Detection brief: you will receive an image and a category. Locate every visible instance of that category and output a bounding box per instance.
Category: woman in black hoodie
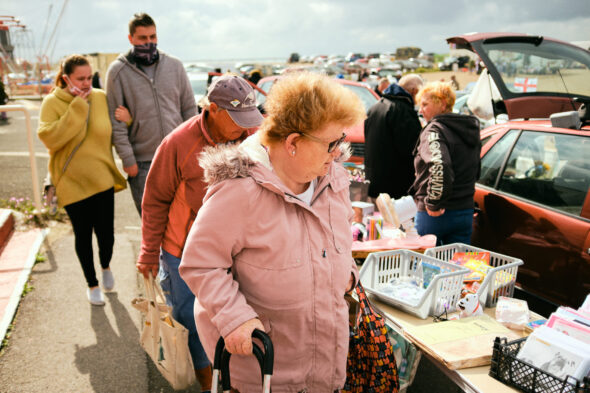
[411,81,481,245]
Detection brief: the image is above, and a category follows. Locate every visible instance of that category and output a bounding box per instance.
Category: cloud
[2,0,589,63]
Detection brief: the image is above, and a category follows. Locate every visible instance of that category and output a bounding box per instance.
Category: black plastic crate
[489,337,590,393]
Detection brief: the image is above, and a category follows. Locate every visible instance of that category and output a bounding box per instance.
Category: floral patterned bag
[342,281,400,393]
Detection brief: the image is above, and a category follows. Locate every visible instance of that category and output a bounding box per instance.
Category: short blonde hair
[259,73,366,145]
[416,81,456,113]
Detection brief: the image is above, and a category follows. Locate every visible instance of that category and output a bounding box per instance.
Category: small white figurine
[457,293,484,319]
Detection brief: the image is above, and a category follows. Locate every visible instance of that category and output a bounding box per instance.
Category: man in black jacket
[364,74,423,199]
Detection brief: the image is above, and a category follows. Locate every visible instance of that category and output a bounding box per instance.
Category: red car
[256,75,379,164]
[447,33,590,313]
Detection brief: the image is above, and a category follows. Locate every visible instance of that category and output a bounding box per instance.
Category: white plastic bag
[495,296,530,330]
[467,69,502,120]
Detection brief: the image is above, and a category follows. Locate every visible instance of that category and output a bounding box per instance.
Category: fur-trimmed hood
[198,132,352,188]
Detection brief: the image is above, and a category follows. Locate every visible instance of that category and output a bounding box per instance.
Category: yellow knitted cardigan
[38,87,126,207]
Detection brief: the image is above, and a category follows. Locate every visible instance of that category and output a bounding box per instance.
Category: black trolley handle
[211,329,274,393]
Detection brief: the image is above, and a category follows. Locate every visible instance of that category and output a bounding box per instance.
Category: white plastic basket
[424,243,523,308]
[359,249,469,319]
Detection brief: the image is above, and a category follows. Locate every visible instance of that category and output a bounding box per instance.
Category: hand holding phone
[63,75,91,99]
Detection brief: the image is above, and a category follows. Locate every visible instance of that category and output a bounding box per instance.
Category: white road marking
[0,152,123,165]
[0,151,50,158]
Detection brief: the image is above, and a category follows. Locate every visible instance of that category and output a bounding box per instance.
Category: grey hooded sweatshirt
[105,51,197,168]
[412,113,481,212]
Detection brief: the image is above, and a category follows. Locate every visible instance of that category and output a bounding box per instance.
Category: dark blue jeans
[415,208,474,246]
[127,160,151,217]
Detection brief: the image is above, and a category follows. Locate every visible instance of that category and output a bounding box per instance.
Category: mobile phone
[63,75,89,96]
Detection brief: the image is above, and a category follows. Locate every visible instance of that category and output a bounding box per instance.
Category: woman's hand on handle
[225,318,265,356]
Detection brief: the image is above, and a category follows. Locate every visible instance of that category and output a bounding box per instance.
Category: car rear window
[482,40,590,97]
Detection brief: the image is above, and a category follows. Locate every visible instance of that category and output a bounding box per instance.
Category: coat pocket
[233,255,312,309]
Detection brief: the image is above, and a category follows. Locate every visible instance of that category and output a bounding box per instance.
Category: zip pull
[322,249,327,258]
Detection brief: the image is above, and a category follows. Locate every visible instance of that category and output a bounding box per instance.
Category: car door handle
[474,203,482,217]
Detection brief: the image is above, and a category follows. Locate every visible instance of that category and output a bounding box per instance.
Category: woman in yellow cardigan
[38,55,126,306]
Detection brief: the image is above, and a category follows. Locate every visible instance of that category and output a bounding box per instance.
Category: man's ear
[209,102,219,113]
[128,34,134,45]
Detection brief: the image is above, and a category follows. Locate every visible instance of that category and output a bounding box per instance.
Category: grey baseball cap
[207,74,264,128]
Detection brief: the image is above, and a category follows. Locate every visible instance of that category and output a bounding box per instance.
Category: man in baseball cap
[137,73,263,392]
[205,74,264,129]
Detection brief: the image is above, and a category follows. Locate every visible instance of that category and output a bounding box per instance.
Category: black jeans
[64,188,115,288]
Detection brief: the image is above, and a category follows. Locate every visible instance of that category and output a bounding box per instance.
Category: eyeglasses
[298,132,347,153]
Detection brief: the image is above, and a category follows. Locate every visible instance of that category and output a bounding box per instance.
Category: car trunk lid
[447,33,590,120]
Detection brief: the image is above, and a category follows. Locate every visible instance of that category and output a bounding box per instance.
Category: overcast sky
[3,0,590,64]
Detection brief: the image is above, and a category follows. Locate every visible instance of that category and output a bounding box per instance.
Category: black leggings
[64,188,115,288]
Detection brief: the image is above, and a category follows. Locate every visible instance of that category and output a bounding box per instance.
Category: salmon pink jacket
[179,133,358,393]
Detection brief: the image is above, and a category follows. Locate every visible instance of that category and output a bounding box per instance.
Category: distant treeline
[395,47,422,59]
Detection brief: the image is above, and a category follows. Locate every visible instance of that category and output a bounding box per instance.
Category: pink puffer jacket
[179,134,357,393]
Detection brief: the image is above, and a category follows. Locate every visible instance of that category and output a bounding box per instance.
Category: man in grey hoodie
[106,13,197,215]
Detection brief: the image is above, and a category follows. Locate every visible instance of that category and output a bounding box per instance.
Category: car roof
[257,74,377,92]
[256,74,379,114]
[187,72,209,80]
[481,119,590,138]
[447,32,590,119]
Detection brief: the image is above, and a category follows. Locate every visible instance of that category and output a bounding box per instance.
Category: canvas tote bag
[131,275,196,390]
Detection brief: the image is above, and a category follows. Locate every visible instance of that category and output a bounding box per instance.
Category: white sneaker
[102,269,115,292]
[87,287,105,306]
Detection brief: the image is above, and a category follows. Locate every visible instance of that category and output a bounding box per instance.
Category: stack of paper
[517,325,590,381]
[546,307,590,345]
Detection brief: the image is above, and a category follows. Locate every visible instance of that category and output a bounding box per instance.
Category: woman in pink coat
[179,72,366,392]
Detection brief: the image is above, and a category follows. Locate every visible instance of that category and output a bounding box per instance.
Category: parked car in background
[447,32,590,314]
[188,72,209,110]
[345,52,364,62]
[409,58,434,69]
[375,67,402,79]
[452,93,506,129]
[455,81,477,98]
[394,59,419,72]
[185,63,215,73]
[438,55,471,71]
[256,75,379,163]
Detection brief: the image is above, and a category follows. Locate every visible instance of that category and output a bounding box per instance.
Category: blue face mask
[132,42,159,66]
